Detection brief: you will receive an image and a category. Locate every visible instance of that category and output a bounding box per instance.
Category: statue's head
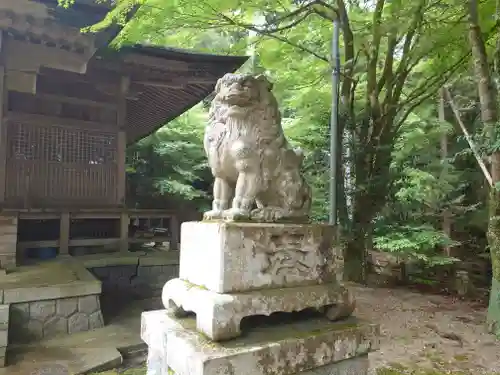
[214,73,274,107]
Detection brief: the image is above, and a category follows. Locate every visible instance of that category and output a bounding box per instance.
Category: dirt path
[351,285,500,374]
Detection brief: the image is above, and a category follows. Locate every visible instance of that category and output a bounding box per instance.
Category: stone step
[141,310,379,375]
[0,302,145,374]
[0,304,9,367]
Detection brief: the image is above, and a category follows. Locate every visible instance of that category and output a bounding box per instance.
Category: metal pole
[329,17,340,225]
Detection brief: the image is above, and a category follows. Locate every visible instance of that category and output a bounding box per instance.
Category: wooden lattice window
[5,120,118,207]
[10,124,116,164]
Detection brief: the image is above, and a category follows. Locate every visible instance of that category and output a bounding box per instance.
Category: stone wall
[0,215,17,270]
[9,294,104,343]
[89,263,179,300]
[368,251,491,298]
[0,305,8,367]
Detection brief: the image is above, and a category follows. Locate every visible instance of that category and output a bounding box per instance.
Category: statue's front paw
[251,208,283,222]
[203,210,223,220]
[222,208,250,221]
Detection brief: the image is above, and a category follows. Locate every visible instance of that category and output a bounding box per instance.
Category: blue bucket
[37,247,58,260]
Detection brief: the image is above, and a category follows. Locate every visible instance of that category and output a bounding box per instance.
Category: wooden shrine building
[0,0,247,269]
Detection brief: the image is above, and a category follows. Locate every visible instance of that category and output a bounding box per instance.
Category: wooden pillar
[116,77,129,207]
[59,212,70,256]
[119,211,129,253]
[0,31,7,203]
[117,131,126,205]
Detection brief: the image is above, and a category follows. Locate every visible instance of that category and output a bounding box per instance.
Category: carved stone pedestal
[162,278,354,341]
[141,310,379,375]
[144,73,379,375]
[162,221,354,341]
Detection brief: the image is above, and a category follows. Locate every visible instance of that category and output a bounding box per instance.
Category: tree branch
[394,51,472,134]
[377,33,399,95]
[392,0,427,105]
[337,0,356,109]
[366,0,385,118]
[198,0,329,62]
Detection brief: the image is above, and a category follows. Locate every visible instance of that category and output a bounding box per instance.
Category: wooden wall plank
[116,76,129,206]
[0,31,7,203]
[59,212,70,255]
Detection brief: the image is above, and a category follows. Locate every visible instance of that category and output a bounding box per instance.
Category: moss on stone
[453,354,469,362]
[183,280,208,291]
[93,365,147,375]
[376,365,500,375]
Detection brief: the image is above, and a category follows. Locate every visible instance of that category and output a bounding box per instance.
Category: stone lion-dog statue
[203,73,312,222]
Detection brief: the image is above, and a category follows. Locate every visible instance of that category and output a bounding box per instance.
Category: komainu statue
[203,73,312,222]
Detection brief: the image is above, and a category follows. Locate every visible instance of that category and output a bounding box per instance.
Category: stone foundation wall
[0,305,8,367]
[89,264,179,300]
[0,216,17,270]
[368,251,490,298]
[9,294,104,343]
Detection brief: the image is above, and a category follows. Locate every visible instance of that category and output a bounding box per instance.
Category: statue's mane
[208,74,284,143]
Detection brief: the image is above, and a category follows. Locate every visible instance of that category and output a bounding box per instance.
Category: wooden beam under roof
[37,66,141,100]
[39,64,216,97]
[38,66,122,87]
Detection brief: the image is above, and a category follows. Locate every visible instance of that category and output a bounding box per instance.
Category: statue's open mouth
[225,94,250,106]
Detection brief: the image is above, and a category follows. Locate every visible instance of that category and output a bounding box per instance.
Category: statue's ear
[255,74,273,91]
[214,78,222,93]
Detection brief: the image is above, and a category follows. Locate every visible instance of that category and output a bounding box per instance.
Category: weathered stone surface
[10,302,29,329]
[0,304,9,325]
[179,222,340,293]
[78,295,99,314]
[4,264,106,343]
[0,346,6,368]
[11,294,107,342]
[141,310,378,375]
[68,312,89,334]
[203,73,311,223]
[56,298,78,318]
[26,319,44,341]
[30,300,56,322]
[90,267,111,280]
[1,261,102,304]
[87,254,180,301]
[162,356,369,375]
[138,265,161,278]
[0,305,8,347]
[108,265,136,279]
[162,278,355,341]
[43,316,68,338]
[0,215,18,270]
[89,311,104,330]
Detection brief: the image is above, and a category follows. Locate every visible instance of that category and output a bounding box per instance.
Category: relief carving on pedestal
[251,230,326,284]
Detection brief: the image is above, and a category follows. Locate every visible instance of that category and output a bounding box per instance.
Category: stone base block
[179,221,341,294]
[0,304,8,368]
[9,294,104,343]
[162,278,355,341]
[141,310,378,375]
[0,346,5,368]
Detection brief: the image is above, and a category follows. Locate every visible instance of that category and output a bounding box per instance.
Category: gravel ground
[351,285,500,374]
[100,286,500,374]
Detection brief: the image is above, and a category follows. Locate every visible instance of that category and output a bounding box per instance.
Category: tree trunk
[487,189,500,336]
[344,229,368,283]
[343,138,372,283]
[467,0,500,337]
[344,196,372,283]
[343,114,394,283]
[439,88,453,257]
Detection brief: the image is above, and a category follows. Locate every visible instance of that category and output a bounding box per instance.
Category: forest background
[61,0,500,336]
